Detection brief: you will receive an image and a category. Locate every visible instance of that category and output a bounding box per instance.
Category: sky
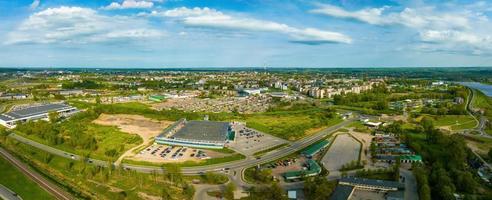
[1,0,492,68]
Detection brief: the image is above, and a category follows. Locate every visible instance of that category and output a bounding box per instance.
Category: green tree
[224,182,236,200]
[304,176,336,200]
[488,149,492,160]
[48,111,59,123]
[161,186,172,200]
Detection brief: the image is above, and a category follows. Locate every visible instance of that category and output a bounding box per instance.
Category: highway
[0,147,74,200]
[8,117,355,175]
[122,118,356,174]
[4,117,355,200]
[0,184,22,200]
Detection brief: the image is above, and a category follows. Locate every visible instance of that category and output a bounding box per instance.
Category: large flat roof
[0,103,74,122]
[330,185,354,200]
[171,120,229,142]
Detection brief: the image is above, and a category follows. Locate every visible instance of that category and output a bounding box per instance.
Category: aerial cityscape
[1,1,492,200]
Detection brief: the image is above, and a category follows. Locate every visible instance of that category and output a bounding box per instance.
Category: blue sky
[1,0,492,68]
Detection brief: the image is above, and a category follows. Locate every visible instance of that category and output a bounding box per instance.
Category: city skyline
[1,0,492,68]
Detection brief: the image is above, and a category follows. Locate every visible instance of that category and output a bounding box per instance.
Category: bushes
[303,176,336,200]
[355,165,398,181]
[340,160,363,171]
[200,172,228,184]
[244,167,273,184]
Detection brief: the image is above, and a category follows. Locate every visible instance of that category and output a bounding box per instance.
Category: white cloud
[6,6,164,45]
[29,0,40,10]
[311,4,492,52]
[146,7,352,44]
[310,4,390,25]
[102,0,153,10]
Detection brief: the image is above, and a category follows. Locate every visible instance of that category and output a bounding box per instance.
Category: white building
[0,103,78,128]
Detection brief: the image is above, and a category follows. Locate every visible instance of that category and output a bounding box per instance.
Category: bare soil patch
[92,114,174,164]
[93,114,173,141]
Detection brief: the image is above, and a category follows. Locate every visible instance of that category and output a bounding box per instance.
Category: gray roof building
[172,120,229,142]
[0,103,77,128]
[339,177,404,191]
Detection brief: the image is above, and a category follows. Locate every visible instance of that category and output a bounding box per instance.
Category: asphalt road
[0,147,73,200]
[8,117,354,175]
[0,184,22,200]
[122,118,356,174]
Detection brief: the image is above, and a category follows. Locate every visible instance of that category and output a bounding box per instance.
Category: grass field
[246,114,342,141]
[70,101,343,141]
[15,123,142,161]
[0,156,55,200]
[253,143,289,157]
[1,140,194,200]
[472,89,492,115]
[347,121,371,133]
[419,115,477,131]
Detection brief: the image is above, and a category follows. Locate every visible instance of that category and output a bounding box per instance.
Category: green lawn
[0,156,55,200]
[15,123,142,161]
[347,121,371,133]
[425,115,477,130]
[246,114,342,141]
[253,143,289,157]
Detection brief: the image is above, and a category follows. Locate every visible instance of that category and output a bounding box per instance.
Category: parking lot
[228,122,288,156]
[266,157,307,180]
[321,134,361,174]
[128,144,228,163]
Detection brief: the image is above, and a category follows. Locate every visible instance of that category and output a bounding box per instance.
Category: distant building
[58,90,84,96]
[0,93,28,100]
[0,103,78,128]
[149,95,166,102]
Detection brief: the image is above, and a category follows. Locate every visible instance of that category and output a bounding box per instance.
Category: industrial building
[155,119,233,149]
[0,103,78,128]
[331,177,405,200]
[302,140,330,158]
[283,159,322,180]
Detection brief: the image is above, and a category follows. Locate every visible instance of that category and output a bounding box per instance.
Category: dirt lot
[93,114,173,140]
[322,134,361,178]
[92,114,174,164]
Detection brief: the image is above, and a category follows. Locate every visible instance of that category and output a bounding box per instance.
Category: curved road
[7,118,355,175]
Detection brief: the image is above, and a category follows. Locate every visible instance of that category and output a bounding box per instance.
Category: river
[460,82,492,97]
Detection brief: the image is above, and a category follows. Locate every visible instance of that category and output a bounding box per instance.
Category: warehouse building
[283,159,322,180]
[0,103,78,128]
[155,119,233,149]
[302,140,330,158]
[331,177,405,200]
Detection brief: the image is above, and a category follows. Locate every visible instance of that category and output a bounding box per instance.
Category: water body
[460,82,492,97]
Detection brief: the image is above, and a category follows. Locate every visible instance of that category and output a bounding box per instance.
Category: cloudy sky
[1,0,492,68]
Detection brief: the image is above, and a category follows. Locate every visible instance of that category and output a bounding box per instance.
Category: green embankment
[0,156,55,200]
